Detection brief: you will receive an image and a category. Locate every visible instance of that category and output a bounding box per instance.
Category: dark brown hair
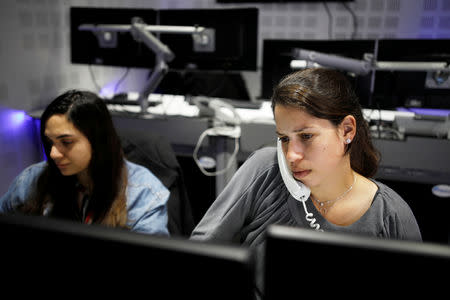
[20,90,128,226]
[271,68,380,177]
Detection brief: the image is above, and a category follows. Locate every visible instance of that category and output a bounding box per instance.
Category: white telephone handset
[277,139,323,231]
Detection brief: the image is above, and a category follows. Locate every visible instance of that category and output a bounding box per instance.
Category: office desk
[111,108,450,187]
[112,114,243,196]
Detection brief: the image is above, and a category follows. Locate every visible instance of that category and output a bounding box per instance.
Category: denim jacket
[0,160,170,236]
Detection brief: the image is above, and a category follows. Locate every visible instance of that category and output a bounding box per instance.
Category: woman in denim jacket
[0,90,169,235]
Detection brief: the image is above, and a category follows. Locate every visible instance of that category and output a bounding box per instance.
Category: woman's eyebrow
[292,127,313,133]
[44,134,74,140]
[56,134,74,139]
[276,127,313,136]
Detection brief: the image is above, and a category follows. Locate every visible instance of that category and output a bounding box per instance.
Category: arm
[127,186,170,236]
[0,162,46,213]
[125,161,170,236]
[381,186,422,242]
[189,175,252,243]
[191,147,279,244]
[384,208,422,242]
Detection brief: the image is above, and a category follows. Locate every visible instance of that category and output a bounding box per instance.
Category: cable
[193,131,240,176]
[302,200,323,231]
[192,98,241,177]
[323,2,333,39]
[88,64,102,93]
[342,2,358,39]
[113,67,130,94]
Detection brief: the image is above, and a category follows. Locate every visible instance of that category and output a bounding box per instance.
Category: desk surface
[106,93,420,124]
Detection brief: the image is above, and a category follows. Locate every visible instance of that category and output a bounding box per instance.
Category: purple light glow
[0,108,32,130]
[99,81,118,98]
[397,107,450,117]
[10,111,26,126]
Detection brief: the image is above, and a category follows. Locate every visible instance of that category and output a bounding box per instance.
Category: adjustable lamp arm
[128,18,173,112]
[130,18,175,62]
[79,18,213,113]
[292,48,372,75]
[291,48,450,74]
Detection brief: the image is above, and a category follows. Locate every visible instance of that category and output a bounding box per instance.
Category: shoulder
[125,160,169,203]
[11,161,47,187]
[229,146,289,215]
[126,160,164,187]
[373,180,411,215]
[242,146,278,175]
[20,161,47,176]
[247,146,277,164]
[372,180,422,241]
[231,147,282,196]
[0,161,47,212]
[235,146,283,195]
[123,160,169,235]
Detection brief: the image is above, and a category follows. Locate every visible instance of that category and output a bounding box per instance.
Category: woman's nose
[50,145,63,160]
[285,141,304,165]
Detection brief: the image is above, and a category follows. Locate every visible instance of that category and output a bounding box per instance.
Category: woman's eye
[300,133,313,141]
[61,140,73,146]
[278,136,289,143]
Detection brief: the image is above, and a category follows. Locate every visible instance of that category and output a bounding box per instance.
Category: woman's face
[44,114,92,177]
[274,105,348,188]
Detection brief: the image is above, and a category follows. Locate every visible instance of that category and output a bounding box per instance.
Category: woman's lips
[292,169,311,179]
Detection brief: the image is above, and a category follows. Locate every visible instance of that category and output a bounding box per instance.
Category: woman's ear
[340,115,356,144]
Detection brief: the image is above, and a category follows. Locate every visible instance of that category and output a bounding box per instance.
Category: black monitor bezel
[70,7,158,68]
[264,224,450,299]
[1,213,255,298]
[261,39,375,105]
[70,7,258,71]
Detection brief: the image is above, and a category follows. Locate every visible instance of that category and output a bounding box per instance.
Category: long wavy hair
[20,90,127,226]
[271,68,380,177]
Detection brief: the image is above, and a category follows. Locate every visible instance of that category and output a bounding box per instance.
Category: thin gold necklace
[311,174,357,214]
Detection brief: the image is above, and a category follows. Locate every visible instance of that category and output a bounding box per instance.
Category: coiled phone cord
[301,200,323,232]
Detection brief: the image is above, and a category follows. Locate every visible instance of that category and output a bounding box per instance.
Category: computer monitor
[71,7,258,72]
[158,8,258,71]
[373,39,450,110]
[70,7,258,103]
[155,8,258,101]
[264,224,450,299]
[70,7,158,68]
[156,8,258,102]
[1,214,255,299]
[261,39,375,107]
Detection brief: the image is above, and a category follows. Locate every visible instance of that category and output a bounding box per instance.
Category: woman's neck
[310,161,355,203]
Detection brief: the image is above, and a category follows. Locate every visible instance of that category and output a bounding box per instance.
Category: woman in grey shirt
[191,68,422,248]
